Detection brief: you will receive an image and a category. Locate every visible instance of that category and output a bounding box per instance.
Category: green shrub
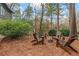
[60,28,70,36]
[48,29,57,36]
[0,20,32,38]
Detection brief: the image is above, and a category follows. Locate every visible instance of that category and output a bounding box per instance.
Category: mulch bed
[0,36,79,56]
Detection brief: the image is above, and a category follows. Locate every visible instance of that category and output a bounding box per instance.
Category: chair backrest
[41,36,44,41]
[33,32,38,41]
[65,33,79,46]
[44,32,48,39]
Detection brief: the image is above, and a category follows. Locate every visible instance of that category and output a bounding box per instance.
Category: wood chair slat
[52,33,79,54]
[32,32,45,45]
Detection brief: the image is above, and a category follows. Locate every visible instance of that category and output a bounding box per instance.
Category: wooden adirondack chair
[31,32,45,45]
[52,33,79,54]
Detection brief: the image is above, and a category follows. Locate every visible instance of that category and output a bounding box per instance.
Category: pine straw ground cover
[0,36,79,56]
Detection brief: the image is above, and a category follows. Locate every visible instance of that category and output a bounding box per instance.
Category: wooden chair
[31,32,45,45]
[44,32,48,39]
[52,33,79,54]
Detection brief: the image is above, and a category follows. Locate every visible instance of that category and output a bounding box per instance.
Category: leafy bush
[0,20,32,38]
[60,28,70,36]
[48,28,70,36]
[48,29,57,36]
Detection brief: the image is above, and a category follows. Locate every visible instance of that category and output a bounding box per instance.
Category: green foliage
[48,27,70,36]
[25,20,33,26]
[0,20,32,38]
[48,29,57,36]
[60,28,70,36]
[45,3,57,16]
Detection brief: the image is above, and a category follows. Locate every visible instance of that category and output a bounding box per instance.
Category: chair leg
[32,40,45,45]
[31,40,37,42]
[41,36,45,44]
[68,45,78,53]
[59,45,71,54]
[32,41,38,45]
[56,40,59,47]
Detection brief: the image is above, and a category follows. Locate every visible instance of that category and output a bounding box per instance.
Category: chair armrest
[52,37,59,41]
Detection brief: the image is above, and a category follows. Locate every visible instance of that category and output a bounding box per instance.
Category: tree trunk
[39,4,44,37]
[69,3,77,36]
[51,12,53,29]
[46,19,50,32]
[34,8,37,33]
[57,3,60,31]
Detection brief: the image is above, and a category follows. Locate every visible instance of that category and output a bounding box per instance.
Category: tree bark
[34,8,37,33]
[51,12,53,29]
[57,3,60,31]
[39,4,44,37]
[69,3,77,36]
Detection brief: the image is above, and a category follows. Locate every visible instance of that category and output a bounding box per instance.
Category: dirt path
[0,36,79,56]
